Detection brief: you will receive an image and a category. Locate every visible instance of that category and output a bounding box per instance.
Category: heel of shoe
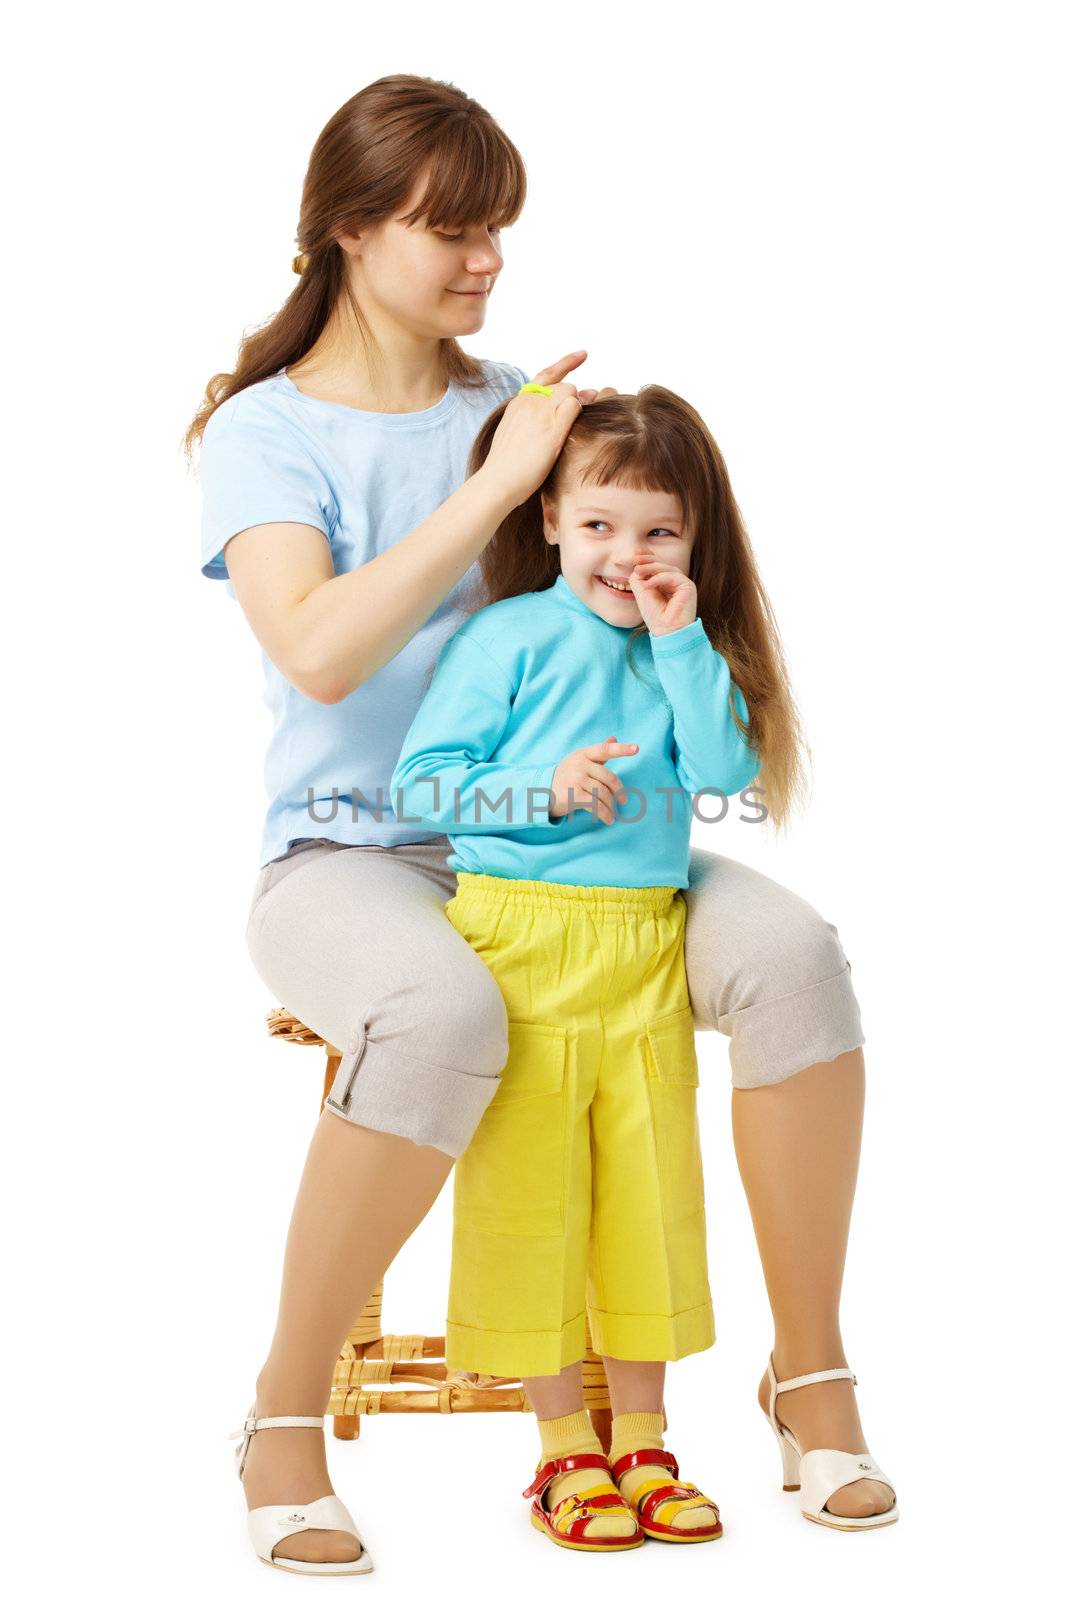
[776,1429,800,1491]
[764,1407,800,1490]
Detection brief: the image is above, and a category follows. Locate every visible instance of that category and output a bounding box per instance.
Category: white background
[5,2,1063,1594]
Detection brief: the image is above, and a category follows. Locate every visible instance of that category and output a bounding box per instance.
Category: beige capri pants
[244,837,865,1158]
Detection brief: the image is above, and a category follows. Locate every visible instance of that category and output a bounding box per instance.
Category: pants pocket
[642,1007,705,1222]
[453,1018,569,1237]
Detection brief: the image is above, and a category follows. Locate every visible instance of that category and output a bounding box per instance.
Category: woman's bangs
[400,125,526,232]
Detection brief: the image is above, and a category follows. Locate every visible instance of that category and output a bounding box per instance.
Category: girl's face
[541,459,693,626]
[337,172,505,340]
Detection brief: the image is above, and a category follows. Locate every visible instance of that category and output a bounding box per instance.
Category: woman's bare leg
[240,1111,454,1563]
[732,1046,895,1517]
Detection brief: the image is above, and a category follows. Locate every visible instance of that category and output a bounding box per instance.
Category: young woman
[187,74,896,1576]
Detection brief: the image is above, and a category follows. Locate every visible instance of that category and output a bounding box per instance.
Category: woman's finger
[533,349,589,385]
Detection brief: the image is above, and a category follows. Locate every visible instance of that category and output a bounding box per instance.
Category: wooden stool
[265,1006,631,1451]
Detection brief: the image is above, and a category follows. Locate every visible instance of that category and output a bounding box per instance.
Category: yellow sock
[609,1408,712,1532]
[534,1409,637,1542]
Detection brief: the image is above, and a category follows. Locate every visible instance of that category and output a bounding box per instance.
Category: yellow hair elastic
[519,381,554,396]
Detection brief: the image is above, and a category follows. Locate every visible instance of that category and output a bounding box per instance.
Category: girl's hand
[480,351,605,509]
[546,736,639,826]
[629,555,698,636]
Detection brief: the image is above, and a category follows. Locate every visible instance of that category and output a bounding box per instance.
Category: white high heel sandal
[229,1406,374,1575]
[763,1355,898,1531]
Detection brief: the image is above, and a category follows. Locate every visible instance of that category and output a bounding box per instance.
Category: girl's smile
[595,574,637,599]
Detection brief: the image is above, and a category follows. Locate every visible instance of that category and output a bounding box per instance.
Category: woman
[186,74,895,1574]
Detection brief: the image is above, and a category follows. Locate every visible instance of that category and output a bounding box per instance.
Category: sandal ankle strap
[523,1451,613,1501]
[229,1407,326,1483]
[774,1367,856,1393]
[610,1446,680,1480]
[228,1414,326,1439]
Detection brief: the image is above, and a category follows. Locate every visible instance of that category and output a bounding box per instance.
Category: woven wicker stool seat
[264,1006,627,1447]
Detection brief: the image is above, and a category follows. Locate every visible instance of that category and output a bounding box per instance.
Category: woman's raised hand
[533,348,620,406]
[480,350,618,508]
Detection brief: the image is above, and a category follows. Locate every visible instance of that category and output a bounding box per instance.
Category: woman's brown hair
[181,74,526,459]
[459,387,811,833]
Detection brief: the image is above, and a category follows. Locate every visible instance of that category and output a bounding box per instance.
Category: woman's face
[336,174,505,340]
[541,453,694,627]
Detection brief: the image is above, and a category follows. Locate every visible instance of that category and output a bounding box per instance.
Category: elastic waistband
[454,871,681,917]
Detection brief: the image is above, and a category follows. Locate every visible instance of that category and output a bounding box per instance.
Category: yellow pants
[443,872,713,1377]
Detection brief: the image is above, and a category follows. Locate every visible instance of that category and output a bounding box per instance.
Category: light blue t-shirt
[389,572,760,889]
[198,360,529,867]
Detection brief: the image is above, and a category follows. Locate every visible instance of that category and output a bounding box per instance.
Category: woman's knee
[683,853,864,1089]
[323,963,511,1159]
[427,961,511,1080]
[724,910,865,1090]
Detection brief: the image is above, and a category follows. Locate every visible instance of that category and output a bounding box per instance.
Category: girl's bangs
[567,432,696,532]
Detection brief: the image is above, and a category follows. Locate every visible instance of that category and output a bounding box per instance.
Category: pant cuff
[445,1309,588,1378]
[323,1023,501,1157]
[586,1301,715,1362]
[724,963,866,1089]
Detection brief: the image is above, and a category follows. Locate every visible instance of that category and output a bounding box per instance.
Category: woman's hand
[546,736,640,825]
[479,351,617,509]
[629,554,698,636]
[535,348,619,406]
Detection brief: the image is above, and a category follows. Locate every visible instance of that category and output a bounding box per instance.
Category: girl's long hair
[461,387,810,832]
[181,74,526,459]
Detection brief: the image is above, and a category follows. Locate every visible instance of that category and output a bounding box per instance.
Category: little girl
[389,382,772,1553]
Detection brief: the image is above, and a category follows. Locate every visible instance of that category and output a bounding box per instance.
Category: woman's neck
[287,307,447,415]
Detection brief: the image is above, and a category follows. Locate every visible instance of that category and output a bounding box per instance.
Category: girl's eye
[584,521,677,538]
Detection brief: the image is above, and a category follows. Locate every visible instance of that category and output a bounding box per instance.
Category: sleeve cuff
[648,619,709,657]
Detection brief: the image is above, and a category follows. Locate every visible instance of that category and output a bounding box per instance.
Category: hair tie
[519,381,553,396]
[292,251,311,275]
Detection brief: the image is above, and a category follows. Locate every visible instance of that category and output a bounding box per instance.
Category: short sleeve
[490,360,529,391]
[198,397,337,581]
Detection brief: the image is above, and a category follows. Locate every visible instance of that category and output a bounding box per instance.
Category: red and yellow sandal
[610,1448,723,1543]
[522,1452,646,1551]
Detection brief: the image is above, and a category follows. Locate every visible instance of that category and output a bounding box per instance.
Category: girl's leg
[598,1359,718,1532]
[600,1355,664,1413]
[682,848,893,1518]
[521,1365,640,1542]
[522,1363,586,1418]
[239,841,511,1563]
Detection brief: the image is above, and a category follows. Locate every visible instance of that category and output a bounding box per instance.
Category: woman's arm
[222,351,593,705]
[223,466,515,704]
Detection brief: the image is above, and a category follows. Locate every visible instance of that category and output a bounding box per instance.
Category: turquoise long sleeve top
[388,572,760,888]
